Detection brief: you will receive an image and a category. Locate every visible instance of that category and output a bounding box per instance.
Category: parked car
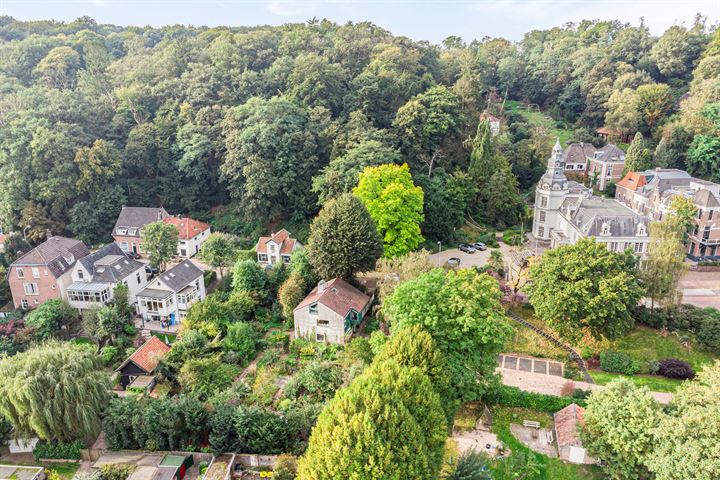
[458,244,476,253]
[446,257,461,267]
[472,242,487,251]
[145,265,159,276]
[125,251,141,260]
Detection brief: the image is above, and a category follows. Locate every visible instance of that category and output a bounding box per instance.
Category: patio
[134,316,179,334]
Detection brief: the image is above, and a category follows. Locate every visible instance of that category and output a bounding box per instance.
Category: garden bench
[523,420,541,429]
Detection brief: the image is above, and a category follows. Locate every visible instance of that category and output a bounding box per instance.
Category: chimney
[317,280,326,293]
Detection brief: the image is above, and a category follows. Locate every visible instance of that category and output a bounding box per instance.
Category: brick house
[294,278,373,345]
[616,168,720,259]
[255,229,303,267]
[587,144,626,191]
[562,142,596,173]
[163,216,211,258]
[112,206,169,256]
[8,236,90,310]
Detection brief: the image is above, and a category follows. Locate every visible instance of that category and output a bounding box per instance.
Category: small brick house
[554,403,595,464]
[587,144,626,191]
[116,336,171,389]
[112,206,169,256]
[8,236,90,310]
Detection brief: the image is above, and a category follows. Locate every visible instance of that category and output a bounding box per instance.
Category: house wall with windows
[8,266,69,310]
[113,233,142,255]
[294,302,348,345]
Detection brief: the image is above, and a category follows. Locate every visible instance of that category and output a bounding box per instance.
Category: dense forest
[0,15,718,250]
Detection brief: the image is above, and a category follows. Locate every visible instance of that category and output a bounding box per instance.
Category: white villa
[532,139,649,254]
[66,243,148,313]
[136,260,205,325]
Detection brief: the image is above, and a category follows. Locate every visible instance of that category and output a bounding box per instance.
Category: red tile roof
[295,278,372,317]
[117,336,170,374]
[554,403,585,448]
[163,216,210,240]
[255,229,297,255]
[617,172,648,191]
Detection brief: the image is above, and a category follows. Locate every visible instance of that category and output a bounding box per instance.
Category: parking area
[429,242,517,269]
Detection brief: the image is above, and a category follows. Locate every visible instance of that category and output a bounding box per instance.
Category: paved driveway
[429,242,517,269]
[679,269,720,309]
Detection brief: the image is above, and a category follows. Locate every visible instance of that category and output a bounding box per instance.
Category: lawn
[43,462,80,480]
[505,100,574,147]
[489,407,605,480]
[590,370,683,393]
[151,332,177,344]
[506,306,718,374]
[607,326,716,371]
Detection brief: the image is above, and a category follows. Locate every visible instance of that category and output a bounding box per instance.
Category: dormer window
[128,229,137,236]
[78,270,84,280]
[601,223,611,236]
[116,228,127,235]
[637,224,647,236]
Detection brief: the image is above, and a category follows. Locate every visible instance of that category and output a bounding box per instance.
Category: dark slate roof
[563,197,648,237]
[113,206,169,235]
[80,243,144,283]
[594,144,626,163]
[563,143,596,164]
[12,236,90,277]
[157,260,203,292]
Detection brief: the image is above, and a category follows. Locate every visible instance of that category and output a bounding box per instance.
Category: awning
[138,288,172,300]
[67,282,109,292]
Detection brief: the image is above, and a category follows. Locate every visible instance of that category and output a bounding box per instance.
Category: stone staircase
[505,309,594,384]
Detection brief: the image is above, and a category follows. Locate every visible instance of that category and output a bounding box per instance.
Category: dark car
[458,244,476,253]
[125,251,141,260]
[145,265,159,276]
[472,242,487,251]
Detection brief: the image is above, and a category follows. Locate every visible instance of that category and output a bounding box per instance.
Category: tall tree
[141,221,179,271]
[297,360,447,480]
[641,215,687,311]
[384,268,511,402]
[526,238,644,342]
[646,363,720,480]
[24,299,78,340]
[623,132,654,175]
[307,193,383,280]
[354,163,424,258]
[0,341,110,442]
[653,137,673,168]
[199,232,242,278]
[467,120,493,182]
[582,379,660,480]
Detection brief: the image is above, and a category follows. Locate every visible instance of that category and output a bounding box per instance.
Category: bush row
[33,440,83,461]
[485,385,584,412]
[633,305,720,354]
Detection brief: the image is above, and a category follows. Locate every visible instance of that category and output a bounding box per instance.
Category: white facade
[66,249,148,312]
[136,261,206,325]
[533,139,574,241]
[255,230,303,267]
[294,302,349,345]
[178,227,211,258]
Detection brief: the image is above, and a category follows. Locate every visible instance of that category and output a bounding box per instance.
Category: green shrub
[485,385,583,411]
[648,360,660,375]
[122,323,136,336]
[600,350,639,375]
[502,229,524,246]
[475,232,499,248]
[101,346,119,366]
[101,464,135,480]
[658,358,694,379]
[204,270,217,287]
[33,440,84,461]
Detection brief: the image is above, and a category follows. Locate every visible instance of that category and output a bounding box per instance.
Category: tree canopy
[527,238,644,342]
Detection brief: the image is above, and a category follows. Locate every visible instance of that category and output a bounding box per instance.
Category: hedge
[33,440,83,461]
[633,305,720,354]
[485,385,584,412]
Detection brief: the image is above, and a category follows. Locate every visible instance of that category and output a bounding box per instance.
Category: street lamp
[437,241,441,266]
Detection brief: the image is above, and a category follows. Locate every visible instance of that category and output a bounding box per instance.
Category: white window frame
[32,267,40,278]
[23,283,39,295]
[309,302,318,315]
[20,299,29,310]
[316,333,325,342]
[16,268,24,279]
